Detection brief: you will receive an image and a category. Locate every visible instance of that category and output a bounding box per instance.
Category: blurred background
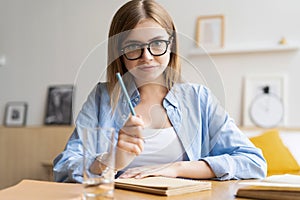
[1,0,300,189]
[1,0,300,126]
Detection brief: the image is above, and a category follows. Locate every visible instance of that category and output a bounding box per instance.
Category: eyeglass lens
[122,40,170,60]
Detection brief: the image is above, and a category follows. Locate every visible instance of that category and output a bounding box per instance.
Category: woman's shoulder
[83,82,110,102]
[173,82,211,95]
[171,82,216,106]
[94,82,109,94]
[96,82,108,89]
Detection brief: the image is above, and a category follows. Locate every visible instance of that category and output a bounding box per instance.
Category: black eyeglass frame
[120,37,172,61]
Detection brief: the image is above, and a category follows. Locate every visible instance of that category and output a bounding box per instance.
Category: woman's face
[121,19,171,84]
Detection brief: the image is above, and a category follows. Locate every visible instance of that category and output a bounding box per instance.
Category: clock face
[249,94,284,128]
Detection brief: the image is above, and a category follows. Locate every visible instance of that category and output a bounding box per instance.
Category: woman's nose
[140,47,154,60]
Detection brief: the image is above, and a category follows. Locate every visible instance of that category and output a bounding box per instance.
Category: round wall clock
[249,86,284,128]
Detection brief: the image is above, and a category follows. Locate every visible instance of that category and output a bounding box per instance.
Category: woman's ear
[169,35,174,43]
[168,36,175,52]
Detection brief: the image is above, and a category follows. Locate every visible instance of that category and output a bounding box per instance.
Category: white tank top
[124,127,186,170]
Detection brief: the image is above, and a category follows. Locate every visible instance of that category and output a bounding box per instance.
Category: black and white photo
[44,85,74,125]
[4,102,28,127]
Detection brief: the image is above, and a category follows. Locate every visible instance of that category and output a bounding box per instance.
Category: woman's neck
[138,84,168,101]
[134,80,171,129]
[135,75,168,97]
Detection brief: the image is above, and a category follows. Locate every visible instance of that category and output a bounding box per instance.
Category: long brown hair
[106,0,181,106]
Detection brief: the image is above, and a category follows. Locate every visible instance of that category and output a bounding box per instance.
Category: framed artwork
[44,85,74,125]
[196,15,225,49]
[4,102,28,127]
[243,75,286,128]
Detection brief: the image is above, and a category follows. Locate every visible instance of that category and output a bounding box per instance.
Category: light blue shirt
[53,80,267,182]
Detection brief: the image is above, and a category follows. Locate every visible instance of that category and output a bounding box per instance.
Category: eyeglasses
[121,38,172,60]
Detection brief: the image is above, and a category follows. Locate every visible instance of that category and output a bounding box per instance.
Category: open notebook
[115,176,211,196]
[236,174,300,200]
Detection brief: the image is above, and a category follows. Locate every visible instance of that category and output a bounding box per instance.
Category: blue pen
[116,73,136,116]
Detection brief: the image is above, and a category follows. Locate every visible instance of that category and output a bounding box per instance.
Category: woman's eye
[126,44,141,51]
[151,41,163,47]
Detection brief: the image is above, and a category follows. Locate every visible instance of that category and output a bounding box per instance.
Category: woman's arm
[174,160,215,179]
[200,86,267,180]
[119,160,216,179]
[53,84,101,183]
[53,128,86,183]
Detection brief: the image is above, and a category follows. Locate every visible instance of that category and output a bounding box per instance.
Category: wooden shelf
[0,126,74,189]
[189,44,300,56]
[239,126,300,132]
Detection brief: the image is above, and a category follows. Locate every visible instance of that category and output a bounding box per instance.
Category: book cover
[115,176,211,196]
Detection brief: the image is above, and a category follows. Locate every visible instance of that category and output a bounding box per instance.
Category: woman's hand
[119,163,178,179]
[115,115,145,170]
[119,161,216,179]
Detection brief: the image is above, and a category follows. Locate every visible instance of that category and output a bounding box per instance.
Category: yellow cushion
[250,129,300,175]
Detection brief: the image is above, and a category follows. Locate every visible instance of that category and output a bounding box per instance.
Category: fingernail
[120,174,127,178]
[135,175,142,179]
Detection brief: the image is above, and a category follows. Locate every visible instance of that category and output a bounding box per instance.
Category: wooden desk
[0,179,253,200]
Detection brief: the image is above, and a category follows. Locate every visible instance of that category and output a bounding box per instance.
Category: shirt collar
[121,73,179,108]
[164,85,179,108]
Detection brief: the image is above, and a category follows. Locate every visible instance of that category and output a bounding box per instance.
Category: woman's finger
[124,115,144,127]
[119,167,144,178]
[120,125,143,138]
[121,115,144,138]
[117,134,144,155]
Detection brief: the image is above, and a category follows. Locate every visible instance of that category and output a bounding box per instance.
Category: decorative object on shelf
[4,102,28,127]
[44,85,74,125]
[195,15,224,49]
[243,75,286,128]
[279,37,287,45]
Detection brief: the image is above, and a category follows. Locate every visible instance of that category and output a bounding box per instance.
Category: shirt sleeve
[200,87,267,180]
[53,85,99,183]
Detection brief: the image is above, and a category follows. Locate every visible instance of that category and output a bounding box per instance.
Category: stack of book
[236,174,300,200]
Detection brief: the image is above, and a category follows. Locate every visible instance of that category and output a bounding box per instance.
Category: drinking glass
[81,126,115,199]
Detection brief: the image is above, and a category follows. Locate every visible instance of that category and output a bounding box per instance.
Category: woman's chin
[130,71,164,84]
[134,75,165,86]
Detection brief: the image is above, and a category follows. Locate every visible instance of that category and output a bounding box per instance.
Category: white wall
[1,0,300,127]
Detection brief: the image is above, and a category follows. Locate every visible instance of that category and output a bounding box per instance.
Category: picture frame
[44,85,74,125]
[196,15,225,49]
[4,102,28,127]
[243,75,286,127]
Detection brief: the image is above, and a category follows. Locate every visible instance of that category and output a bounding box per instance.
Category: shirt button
[135,98,139,102]
[122,114,126,119]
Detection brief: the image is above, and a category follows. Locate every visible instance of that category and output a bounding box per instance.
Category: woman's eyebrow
[123,40,141,45]
[148,36,166,41]
[123,36,166,45]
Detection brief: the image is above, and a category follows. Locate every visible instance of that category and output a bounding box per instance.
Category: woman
[53,0,266,182]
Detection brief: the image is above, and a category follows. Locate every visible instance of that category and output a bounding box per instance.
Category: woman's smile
[138,65,159,71]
